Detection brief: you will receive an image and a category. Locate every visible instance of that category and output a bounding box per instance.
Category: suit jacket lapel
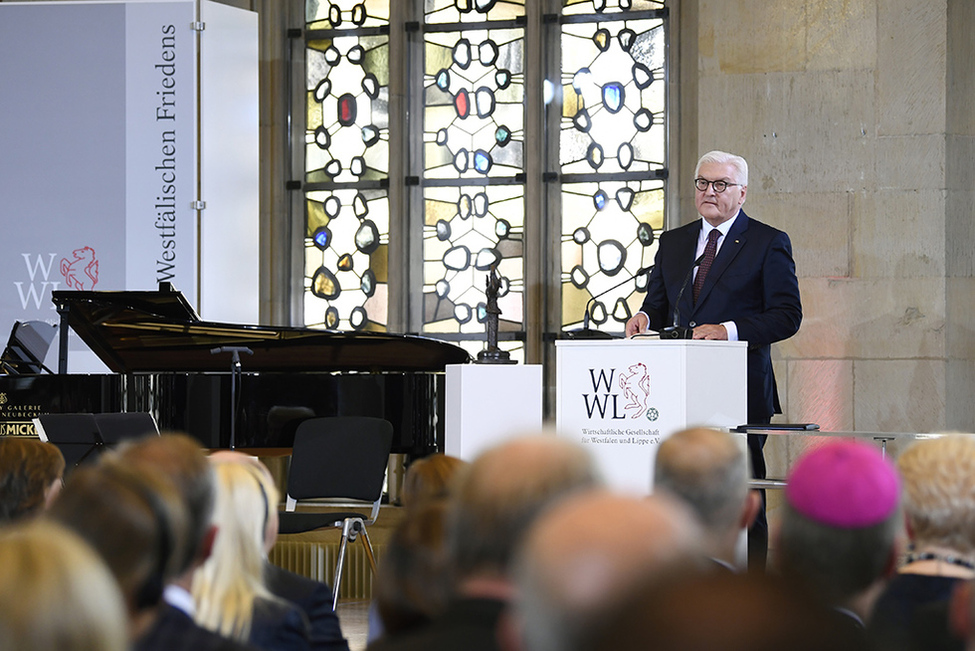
[691,211,749,313]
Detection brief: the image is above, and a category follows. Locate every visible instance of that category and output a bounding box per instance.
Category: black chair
[277,416,394,610]
[1,320,57,375]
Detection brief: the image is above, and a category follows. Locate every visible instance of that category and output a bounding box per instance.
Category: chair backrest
[287,416,394,503]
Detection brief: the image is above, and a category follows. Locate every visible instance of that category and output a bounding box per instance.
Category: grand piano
[0,288,471,455]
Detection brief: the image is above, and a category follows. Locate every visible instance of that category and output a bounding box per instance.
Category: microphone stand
[659,254,704,340]
[564,265,654,339]
[210,346,253,449]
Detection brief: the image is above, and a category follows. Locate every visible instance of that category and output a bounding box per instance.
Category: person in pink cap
[775,440,904,635]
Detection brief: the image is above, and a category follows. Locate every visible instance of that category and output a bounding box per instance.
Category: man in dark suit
[625,150,802,568]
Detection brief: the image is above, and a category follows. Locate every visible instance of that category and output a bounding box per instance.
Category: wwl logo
[582,363,653,420]
[12,248,99,309]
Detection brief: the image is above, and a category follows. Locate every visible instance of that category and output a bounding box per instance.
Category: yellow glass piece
[337,254,354,271]
[307,200,329,236]
[307,38,333,52]
[306,91,323,131]
[371,244,389,282]
[563,84,581,118]
[425,42,454,75]
[313,272,338,297]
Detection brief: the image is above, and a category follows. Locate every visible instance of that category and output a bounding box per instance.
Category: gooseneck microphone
[659,254,704,340]
[565,265,654,339]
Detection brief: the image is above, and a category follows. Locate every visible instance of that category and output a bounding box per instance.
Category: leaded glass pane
[425,0,525,24]
[306,0,389,29]
[561,180,664,329]
[305,188,389,330]
[422,185,524,335]
[306,34,390,183]
[560,17,664,174]
[423,28,525,180]
[562,0,664,14]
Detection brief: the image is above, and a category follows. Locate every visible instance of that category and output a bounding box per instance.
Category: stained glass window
[302,1,668,350]
[421,3,526,359]
[304,1,390,330]
[558,4,667,330]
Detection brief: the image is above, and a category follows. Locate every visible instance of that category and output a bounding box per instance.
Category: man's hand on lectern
[692,324,728,340]
[625,312,649,338]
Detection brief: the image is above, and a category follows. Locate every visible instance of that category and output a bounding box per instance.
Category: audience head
[0,436,65,522]
[46,459,189,617]
[898,434,975,555]
[448,435,600,585]
[512,489,706,651]
[192,458,280,641]
[583,571,862,651]
[207,449,280,552]
[654,427,758,562]
[375,498,453,635]
[115,433,217,576]
[401,453,467,509]
[776,440,901,609]
[0,520,129,651]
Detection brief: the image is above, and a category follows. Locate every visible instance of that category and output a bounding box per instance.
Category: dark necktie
[693,228,721,302]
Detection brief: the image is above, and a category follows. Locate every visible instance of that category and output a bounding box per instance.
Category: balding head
[513,490,705,651]
[654,428,755,561]
[448,436,600,584]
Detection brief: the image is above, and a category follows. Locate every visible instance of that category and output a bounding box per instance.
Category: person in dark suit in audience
[193,459,311,650]
[210,449,350,651]
[625,150,802,569]
[115,434,260,651]
[366,436,601,651]
[46,458,191,644]
[653,427,760,572]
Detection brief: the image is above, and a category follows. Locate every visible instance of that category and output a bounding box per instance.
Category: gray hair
[695,150,748,186]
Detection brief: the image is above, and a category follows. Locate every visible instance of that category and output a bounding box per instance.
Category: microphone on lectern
[659,254,704,340]
[564,265,654,339]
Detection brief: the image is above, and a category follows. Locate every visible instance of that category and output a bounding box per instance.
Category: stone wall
[683,0,975,441]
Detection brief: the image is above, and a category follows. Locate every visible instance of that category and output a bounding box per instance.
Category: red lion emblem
[60,246,99,290]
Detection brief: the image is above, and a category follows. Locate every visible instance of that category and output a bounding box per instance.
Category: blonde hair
[192,461,280,641]
[898,435,975,553]
[402,454,467,509]
[0,520,128,651]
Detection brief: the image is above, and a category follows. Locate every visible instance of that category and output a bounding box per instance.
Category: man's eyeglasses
[694,178,740,193]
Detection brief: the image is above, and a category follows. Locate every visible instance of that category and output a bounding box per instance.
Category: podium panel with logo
[555,339,747,494]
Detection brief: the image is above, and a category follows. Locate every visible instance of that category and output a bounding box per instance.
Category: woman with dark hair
[0,437,65,522]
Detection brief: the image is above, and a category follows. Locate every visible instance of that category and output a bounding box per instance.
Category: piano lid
[51,289,472,374]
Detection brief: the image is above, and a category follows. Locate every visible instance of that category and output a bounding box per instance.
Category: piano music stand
[33,413,104,471]
[1,321,57,375]
[94,413,160,444]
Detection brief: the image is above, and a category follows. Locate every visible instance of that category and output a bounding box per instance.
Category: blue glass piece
[313,226,331,250]
[362,125,380,147]
[572,68,592,93]
[593,190,608,211]
[361,269,376,297]
[495,69,512,89]
[495,125,511,146]
[473,149,493,174]
[436,69,451,91]
[495,219,510,238]
[602,82,624,114]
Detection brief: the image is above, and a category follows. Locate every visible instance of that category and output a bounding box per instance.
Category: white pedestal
[556,339,747,494]
[445,364,543,461]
